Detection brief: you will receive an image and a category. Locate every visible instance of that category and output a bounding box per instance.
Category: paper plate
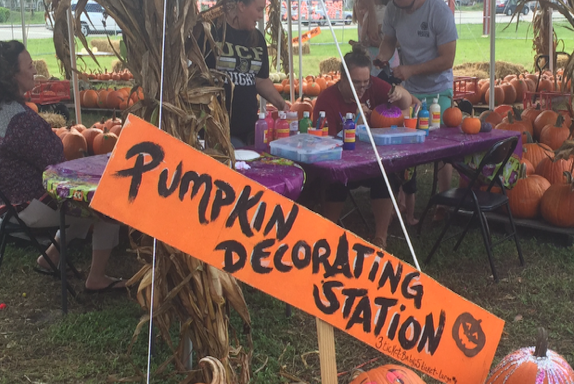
[235,149,261,161]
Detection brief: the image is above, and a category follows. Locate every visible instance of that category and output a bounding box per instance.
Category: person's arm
[255,77,287,111]
[392,40,456,81]
[376,34,397,63]
[387,85,413,111]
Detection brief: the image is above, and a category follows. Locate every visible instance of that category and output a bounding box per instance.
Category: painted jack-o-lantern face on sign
[350,364,426,384]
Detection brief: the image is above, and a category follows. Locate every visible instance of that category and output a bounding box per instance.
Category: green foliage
[0,7,10,23]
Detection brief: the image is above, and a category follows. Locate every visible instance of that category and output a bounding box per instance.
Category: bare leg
[371,198,393,249]
[84,249,126,290]
[438,163,453,192]
[36,243,60,269]
[404,193,419,226]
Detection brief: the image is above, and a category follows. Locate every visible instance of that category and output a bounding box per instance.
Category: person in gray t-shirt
[377,0,458,220]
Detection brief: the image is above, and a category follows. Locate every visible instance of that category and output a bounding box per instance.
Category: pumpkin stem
[518,162,527,179]
[534,327,549,358]
[564,171,573,185]
[525,131,535,143]
[554,114,564,127]
[507,111,514,123]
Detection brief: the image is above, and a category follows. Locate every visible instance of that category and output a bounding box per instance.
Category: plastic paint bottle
[265,111,275,142]
[299,111,312,134]
[430,97,441,129]
[254,113,268,151]
[418,99,430,135]
[286,111,299,136]
[275,113,290,139]
[343,113,356,150]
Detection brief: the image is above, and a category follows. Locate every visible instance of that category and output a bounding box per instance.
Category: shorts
[326,168,417,202]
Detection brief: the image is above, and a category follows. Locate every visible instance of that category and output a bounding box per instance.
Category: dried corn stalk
[66,0,251,383]
[52,0,73,79]
[265,0,289,73]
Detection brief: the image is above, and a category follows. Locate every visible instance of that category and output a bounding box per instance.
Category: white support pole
[488,0,495,110]
[548,8,553,73]
[276,10,282,73]
[287,0,294,104]
[258,18,266,113]
[67,6,81,124]
[20,0,27,47]
[298,0,303,97]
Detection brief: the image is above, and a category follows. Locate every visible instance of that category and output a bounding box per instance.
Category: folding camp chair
[416,136,524,282]
[0,188,81,296]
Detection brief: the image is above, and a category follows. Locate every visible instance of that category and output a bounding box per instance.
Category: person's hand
[387,84,405,104]
[281,100,290,111]
[356,103,372,123]
[391,65,414,81]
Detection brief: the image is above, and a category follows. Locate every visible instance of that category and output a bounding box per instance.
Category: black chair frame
[0,189,81,296]
[417,136,524,282]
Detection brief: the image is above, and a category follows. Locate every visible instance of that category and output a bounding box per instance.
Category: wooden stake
[316,318,338,384]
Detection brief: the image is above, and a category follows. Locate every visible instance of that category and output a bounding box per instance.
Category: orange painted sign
[91,114,504,384]
[293,27,321,44]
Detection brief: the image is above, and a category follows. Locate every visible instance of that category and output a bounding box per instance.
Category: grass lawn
[1,163,574,383]
[0,9,45,25]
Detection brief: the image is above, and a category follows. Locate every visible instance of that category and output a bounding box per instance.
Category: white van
[45,1,121,36]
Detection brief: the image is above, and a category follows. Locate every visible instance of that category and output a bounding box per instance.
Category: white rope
[317,0,421,271]
[146,0,169,381]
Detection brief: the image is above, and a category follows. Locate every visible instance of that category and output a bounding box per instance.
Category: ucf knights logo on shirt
[215,41,264,86]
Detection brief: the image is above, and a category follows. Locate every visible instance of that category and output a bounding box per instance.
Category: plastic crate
[269,133,342,163]
[453,76,478,100]
[523,91,572,112]
[356,125,426,145]
[25,80,71,105]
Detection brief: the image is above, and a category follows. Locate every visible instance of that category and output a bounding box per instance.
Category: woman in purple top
[0,40,125,293]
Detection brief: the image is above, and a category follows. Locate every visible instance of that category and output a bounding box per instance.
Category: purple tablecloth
[301,128,522,185]
[43,154,305,217]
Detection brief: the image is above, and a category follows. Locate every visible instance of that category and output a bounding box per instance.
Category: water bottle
[343,112,356,150]
[418,99,430,135]
[254,113,268,151]
[299,111,312,134]
[430,97,441,129]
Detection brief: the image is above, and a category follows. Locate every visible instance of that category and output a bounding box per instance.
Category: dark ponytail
[0,40,26,104]
[341,43,372,74]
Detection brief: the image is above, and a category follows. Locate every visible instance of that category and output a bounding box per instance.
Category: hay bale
[292,42,310,55]
[453,61,525,80]
[33,60,50,78]
[90,39,120,53]
[320,57,341,75]
[556,54,570,70]
[39,112,66,128]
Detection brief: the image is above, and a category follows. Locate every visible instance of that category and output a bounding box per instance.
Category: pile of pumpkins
[463,69,571,107]
[53,115,123,161]
[79,86,144,110]
[443,100,574,228]
[272,72,340,97]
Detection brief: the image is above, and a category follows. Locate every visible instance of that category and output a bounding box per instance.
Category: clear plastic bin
[356,125,426,146]
[269,133,343,163]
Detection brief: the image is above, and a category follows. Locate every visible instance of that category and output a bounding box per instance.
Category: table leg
[59,204,68,315]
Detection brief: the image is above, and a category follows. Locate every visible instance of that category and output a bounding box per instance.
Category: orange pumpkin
[484,84,505,106]
[497,109,533,144]
[486,328,574,383]
[371,103,404,127]
[533,110,559,140]
[520,158,535,175]
[61,128,88,160]
[510,78,527,103]
[306,82,321,97]
[501,83,517,104]
[83,90,99,108]
[291,97,314,120]
[539,114,570,150]
[350,365,425,384]
[479,110,503,126]
[522,136,553,169]
[535,156,574,185]
[521,104,542,125]
[106,89,125,110]
[81,127,103,155]
[314,77,326,91]
[541,172,574,227]
[97,90,109,109]
[507,165,550,219]
[92,129,119,155]
[443,102,463,127]
[461,112,481,134]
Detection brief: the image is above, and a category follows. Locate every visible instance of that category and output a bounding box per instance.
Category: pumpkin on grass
[533,110,559,139]
[486,328,574,383]
[61,128,87,160]
[507,164,551,219]
[522,132,554,168]
[350,364,426,384]
[541,172,574,227]
[539,114,570,150]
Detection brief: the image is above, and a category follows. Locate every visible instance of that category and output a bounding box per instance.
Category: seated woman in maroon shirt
[0,40,125,293]
[312,44,418,249]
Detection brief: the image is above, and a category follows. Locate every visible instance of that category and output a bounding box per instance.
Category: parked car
[45,1,122,35]
[496,0,530,15]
